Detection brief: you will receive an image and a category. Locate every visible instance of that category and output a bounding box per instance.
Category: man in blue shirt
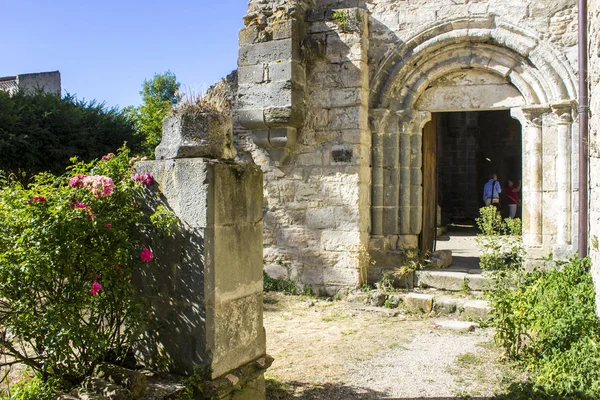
[483,174,501,206]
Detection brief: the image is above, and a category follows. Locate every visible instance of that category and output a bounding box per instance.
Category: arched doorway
[368,18,578,279]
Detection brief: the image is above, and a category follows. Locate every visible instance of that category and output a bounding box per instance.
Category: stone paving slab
[435,320,480,332]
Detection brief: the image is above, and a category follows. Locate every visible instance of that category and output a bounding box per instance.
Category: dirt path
[264,292,521,399]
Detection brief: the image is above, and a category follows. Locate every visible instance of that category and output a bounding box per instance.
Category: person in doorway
[482,174,501,206]
[505,179,521,218]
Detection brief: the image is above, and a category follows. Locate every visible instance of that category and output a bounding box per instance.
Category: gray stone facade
[0,71,61,96]
[233,0,583,294]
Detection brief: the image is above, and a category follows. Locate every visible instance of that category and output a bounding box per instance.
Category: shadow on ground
[266,378,490,400]
[267,378,595,400]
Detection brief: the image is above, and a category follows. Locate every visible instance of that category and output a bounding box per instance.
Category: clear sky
[0,0,248,109]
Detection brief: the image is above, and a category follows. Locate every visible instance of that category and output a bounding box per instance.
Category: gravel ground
[264,292,522,400]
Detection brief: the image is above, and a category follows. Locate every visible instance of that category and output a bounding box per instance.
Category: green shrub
[477,207,600,397]
[1,376,58,400]
[476,207,524,271]
[0,90,140,180]
[263,273,298,295]
[0,148,172,384]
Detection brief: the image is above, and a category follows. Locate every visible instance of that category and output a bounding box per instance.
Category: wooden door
[420,114,438,254]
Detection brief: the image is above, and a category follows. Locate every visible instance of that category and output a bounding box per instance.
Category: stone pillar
[513,106,548,247]
[134,111,269,399]
[552,101,575,247]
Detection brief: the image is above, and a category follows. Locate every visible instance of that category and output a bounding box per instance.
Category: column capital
[369,108,391,134]
[512,105,550,128]
[551,100,576,124]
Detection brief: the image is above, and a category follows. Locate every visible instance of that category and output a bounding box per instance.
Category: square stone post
[133,112,269,399]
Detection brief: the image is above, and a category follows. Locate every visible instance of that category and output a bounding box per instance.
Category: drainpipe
[579,0,589,258]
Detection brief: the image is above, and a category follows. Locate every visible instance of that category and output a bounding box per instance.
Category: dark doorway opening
[437,110,523,225]
[420,110,522,267]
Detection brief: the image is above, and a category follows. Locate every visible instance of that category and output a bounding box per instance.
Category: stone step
[414,269,492,292]
[346,290,492,320]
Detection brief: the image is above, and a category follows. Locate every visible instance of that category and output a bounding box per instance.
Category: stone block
[433,296,458,314]
[93,364,147,399]
[81,377,132,400]
[238,39,297,67]
[328,106,362,130]
[370,291,388,306]
[404,293,434,313]
[428,250,453,268]
[435,320,479,332]
[155,113,236,161]
[463,300,492,320]
[466,274,490,291]
[415,271,468,291]
[321,230,361,251]
[133,160,266,378]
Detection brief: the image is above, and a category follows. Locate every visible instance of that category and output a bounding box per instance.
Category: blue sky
[0,0,247,109]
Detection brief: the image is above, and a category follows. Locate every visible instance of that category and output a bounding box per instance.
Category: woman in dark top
[506,179,521,218]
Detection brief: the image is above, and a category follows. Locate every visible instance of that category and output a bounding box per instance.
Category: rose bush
[0,147,170,385]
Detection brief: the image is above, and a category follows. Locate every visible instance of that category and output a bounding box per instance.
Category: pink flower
[134,173,153,186]
[106,223,112,229]
[90,282,102,296]
[26,196,47,204]
[140,248,153,262]
[83,175,115,198]
[74,203,87,209]
[101,153,115,161]
[69,174,86,188]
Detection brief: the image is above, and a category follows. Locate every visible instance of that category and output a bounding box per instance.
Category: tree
[124,71,180,157]
[0,90,140,178]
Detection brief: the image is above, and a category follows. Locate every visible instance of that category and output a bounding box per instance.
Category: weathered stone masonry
[235,0,582,293]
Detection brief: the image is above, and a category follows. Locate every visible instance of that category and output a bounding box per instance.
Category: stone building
[0,71,61,96]
[233,0,586,294]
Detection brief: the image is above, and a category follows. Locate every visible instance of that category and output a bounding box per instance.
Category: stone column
[513,106,548,247]
[410,111,431,235]
[398,111,413,237]
[370,109,390,237]
[134,112,270,399]
[552,101,575,247]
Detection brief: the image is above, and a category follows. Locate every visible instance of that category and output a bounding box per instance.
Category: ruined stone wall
[236,0,371,293]
[589,0,600,315]
[236,0,580,292]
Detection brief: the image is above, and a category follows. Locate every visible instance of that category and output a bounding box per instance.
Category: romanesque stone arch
[369,17,579,261]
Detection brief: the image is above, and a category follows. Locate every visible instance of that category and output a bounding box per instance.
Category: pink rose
[90,282,102,296]
[69,174,86,188]
[140,248,153,262]
[106,223,112,229]
[133,173,153,186]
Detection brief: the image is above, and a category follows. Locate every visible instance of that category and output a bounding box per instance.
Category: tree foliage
[0,90,139,179]
[124,71,180,157]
